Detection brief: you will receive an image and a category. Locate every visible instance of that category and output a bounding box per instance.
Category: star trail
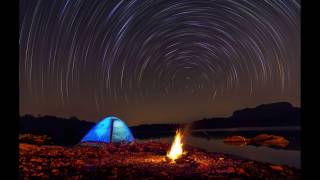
[19,0,300,125]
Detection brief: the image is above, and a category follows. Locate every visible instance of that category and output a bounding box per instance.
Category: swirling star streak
[20,0,300,124]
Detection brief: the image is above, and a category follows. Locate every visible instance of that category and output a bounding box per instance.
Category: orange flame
[167,129,184,161]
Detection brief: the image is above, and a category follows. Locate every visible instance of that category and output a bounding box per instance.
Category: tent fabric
[81,116,134,143]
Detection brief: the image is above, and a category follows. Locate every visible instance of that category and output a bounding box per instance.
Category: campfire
[167,129,185,161]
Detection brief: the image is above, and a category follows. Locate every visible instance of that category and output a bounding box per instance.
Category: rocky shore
[19,141,300,179]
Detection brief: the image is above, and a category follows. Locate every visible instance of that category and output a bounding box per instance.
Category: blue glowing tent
[81,116,134,143]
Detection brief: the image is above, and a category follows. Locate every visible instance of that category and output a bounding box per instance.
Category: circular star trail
[19,0,300,124]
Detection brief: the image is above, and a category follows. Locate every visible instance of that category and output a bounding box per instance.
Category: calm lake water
[137,128,301,169]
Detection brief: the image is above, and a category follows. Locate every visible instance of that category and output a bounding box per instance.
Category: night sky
[19,0,300,125]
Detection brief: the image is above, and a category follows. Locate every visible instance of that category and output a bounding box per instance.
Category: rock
[51,169,59,176]
[237,168,249,176]
[224,134,289,148]
[160,171,169,177]
[270,165,284,171]
[251,134,289,148]
[226,166,235,173]
[19,134,52,145]
[224,136,249,146]
[36,166,42,171]
[75,160,85,167]
[30,158,42,163]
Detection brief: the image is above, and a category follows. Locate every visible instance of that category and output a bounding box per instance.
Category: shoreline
[19,142,301,179]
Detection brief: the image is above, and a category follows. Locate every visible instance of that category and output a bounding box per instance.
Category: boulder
[251,134,289,148]
[224,134,289,148]
[223,136,249,146]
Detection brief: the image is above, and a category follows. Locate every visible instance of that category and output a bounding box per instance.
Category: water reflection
[138,136,300,169]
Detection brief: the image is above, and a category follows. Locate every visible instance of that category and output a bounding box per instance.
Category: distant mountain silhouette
[20,102,300,144]
[130,102,300,137]
[191,102,300,129]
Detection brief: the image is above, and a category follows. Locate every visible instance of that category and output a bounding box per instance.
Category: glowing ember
[167,129,184,161]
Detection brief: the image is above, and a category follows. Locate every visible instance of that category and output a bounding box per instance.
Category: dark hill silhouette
[130,102,300,137]
[131,102,300,138]
[19,102,300,144]
[230,102,300,127]
[20,115,95,145]
[191,102,300,129]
